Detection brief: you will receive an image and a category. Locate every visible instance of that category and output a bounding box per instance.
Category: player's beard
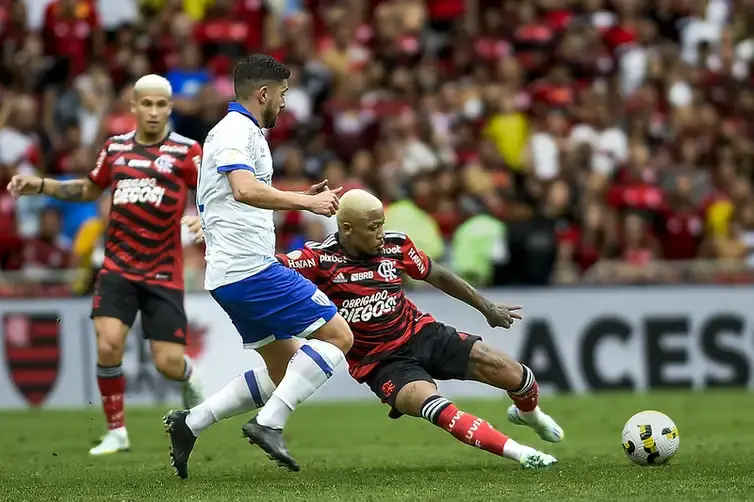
[261,105,277,129]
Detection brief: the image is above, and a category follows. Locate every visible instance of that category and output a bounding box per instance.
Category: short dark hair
[233,54,290,100]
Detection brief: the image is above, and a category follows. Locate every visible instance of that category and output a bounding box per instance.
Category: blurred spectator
[70,192,109,295]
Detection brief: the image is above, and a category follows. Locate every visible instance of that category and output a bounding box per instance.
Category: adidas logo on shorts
[333,273,347,284]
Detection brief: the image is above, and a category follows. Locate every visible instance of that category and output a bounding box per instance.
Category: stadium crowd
[1,0,754,296]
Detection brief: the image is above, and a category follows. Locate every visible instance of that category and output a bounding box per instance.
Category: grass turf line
[0,391,753,501]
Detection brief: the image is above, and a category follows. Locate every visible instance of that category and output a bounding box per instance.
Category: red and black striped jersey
[276,232,435,381]
[88,130,202,290]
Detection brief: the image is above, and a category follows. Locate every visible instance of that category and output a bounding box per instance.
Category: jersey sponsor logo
[154,155,175,173]
[339,290,398,323]
[159,144,189,154]
[113,178,165,207]
[408,248,426,276]
[108,142,133,152]
[128,159,152,168]
[320,254,344,263]
[333,273,347,284]
[381,245,401,254]
[351,271,373,281]
[287,250,303,259]
[288,258,316,269]
[377,260,398,281]
[114,156,126,166]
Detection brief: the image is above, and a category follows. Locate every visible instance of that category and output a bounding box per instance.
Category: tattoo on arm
[426,263,492,315]
[52,182,85,201]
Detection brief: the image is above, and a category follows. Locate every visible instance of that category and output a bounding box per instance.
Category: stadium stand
[1,0,754,297]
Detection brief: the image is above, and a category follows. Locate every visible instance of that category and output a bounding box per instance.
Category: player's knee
[468,342,522,388]
[94,320,127,365]
[151,350,185,378]
[314,314,353,354]
[395,381,438,417]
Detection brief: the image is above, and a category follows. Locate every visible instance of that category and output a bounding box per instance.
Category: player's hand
[304,179,344,196]
[181,216,204,243]
[484,304,523,329]
[306,189,341,217]
[6,175,42,198]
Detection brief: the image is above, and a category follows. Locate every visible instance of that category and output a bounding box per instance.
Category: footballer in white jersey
[197,102,277,289]
[166,54,354,479]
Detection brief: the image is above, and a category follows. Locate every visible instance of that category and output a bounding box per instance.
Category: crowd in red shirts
[2,0,754,294]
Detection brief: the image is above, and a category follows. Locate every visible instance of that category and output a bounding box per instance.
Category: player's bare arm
[423,262,522,329]
[7,174,102,202]
[227,169,341,216]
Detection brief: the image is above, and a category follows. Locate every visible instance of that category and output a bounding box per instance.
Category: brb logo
[113,178,165,207]
[377,260,398,281]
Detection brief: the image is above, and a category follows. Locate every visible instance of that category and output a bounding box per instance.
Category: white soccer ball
[621,410,679,466]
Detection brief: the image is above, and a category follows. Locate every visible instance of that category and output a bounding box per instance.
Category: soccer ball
[621,410,679,466]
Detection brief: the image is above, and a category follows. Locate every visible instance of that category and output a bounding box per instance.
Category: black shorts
[363,322,481,418]
[90,272,188,345]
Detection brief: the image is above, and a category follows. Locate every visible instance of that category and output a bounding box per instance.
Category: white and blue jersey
[197,102,336,349]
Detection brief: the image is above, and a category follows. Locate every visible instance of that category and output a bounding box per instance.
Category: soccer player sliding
[175,189,562,477]
[7,75,205,456]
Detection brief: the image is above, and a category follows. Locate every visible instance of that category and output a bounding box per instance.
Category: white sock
[502,438,528,462]
[255,339,344,430]
[185,367,275,436]
[521,406,545,423]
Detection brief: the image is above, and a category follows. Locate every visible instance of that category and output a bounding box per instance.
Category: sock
[421,395,524,460]
[186,367,275,436]
[180,355,193,381]
[255,339,345,429]
[507,364,540,417]
[96,364,126,430]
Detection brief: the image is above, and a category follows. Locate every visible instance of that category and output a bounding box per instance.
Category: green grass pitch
[1,391,753,501]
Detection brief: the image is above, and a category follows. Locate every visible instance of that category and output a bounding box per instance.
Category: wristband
[38,178,45,194]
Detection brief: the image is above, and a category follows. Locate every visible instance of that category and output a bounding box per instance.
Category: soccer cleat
[519,449,558,469]
[507,405,564,443]
[241,417,300,472]
[89,427,130,455]
[163,410,197,479]
[181,371,204,409]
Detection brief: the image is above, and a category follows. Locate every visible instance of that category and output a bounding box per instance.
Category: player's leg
[243,311,352,472]
[89,273,139,455]
[367,357,556,469]
[138,283,203,408]
[214,263,351,471]
[464,340,564,443]
[165,364,277,479]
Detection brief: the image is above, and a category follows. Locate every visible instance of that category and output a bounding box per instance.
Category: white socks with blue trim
[255,339,345,430]
[185,367,275,436]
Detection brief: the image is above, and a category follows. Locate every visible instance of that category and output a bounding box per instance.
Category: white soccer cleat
[519,449,558,469]
[89,427,130,455]
[181,370,204,409]
[507,405,564,443]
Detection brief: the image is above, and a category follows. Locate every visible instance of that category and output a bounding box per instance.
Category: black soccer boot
[163,410,197,479]
[241,417,300,472]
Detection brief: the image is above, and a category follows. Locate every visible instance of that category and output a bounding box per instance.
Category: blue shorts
[210,262,337,349]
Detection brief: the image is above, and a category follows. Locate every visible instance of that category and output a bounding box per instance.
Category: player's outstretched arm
[6,174,103,202]
[227,170,341,216]
[423,263,522,329]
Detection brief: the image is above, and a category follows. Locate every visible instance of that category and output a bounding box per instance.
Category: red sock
[508,364,539,412]
[435,403,509,456]
[96,364,126,430]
